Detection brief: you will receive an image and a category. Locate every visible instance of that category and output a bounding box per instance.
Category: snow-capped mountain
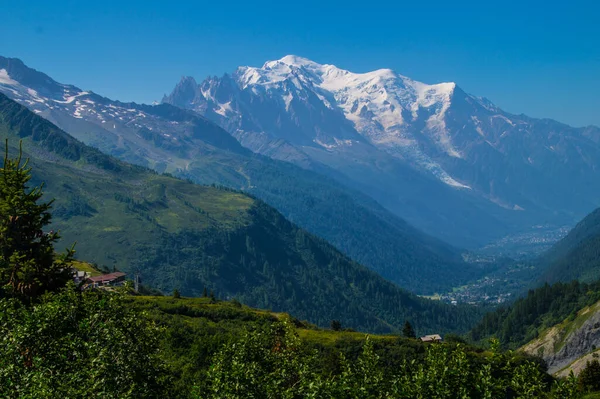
[1,55,494,294]
[163,55,600,244]
[3,54,599,249]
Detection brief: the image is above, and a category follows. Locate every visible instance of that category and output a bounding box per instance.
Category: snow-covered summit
[164,54,600,207]
[231,56,460,158]
[163,55,474,188]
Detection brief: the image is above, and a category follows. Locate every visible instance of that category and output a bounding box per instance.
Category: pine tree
[173,288,180,299]
[402,321,416,338]
[330,320,342,331]
[579,359,600,392]
[0,141,73,299]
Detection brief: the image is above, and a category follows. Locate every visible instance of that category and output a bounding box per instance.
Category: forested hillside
[0,92,481,334]
[539,208,600,283]
[470,280,600,348]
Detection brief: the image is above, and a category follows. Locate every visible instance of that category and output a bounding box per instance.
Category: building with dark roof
[85,272,126,289]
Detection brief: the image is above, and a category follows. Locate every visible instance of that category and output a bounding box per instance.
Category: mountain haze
[164,55,600,248]
[0,55,478,294]
[0,92,482,333]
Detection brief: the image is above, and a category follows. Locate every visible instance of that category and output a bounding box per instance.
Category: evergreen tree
[579,359,600,392]
[202,287,208,298]
[402,321,416,338]
[0,141,73,299]
[330,320,342,331]
[173,288,180,299]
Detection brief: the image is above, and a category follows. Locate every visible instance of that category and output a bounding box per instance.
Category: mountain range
[163,55,600,248]
[0,91,482,333]
[0,55,480,295]
[3,54,600,295]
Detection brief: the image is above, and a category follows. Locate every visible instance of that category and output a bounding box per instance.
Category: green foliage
[200,320,326,399]
[193,320,578,399]
[0,141,73,299]
[173,288,181,299]
[579,360,600,393]
[0,286,581,399]
[0,285,170,398]
[470,280,600,348]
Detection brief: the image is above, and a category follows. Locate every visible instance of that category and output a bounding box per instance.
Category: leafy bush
[0,285,171,398]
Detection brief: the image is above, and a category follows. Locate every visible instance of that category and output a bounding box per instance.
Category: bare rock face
[523,301,600,375]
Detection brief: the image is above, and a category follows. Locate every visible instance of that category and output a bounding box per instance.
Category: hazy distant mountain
[163,55,600,247]
[0,55,480,295]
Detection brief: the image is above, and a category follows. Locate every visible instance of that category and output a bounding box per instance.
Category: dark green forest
[539,208,600,284]
[105,98,482,295]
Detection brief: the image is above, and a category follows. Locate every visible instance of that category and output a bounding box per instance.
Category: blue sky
[1,0,599,126]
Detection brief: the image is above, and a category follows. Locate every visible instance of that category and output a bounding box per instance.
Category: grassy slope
[128,294,545,398]
[0,92,482,334]
[71,260,102,277]
[127,294,447,395]
[130,295,409,350]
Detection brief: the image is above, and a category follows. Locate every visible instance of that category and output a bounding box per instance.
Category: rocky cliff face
[522,301,600,375]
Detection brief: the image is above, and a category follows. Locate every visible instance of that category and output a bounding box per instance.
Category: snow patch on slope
[54,91,90,104]
[0,69,17,85]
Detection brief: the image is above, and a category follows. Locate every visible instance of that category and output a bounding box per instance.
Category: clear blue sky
[1,0,599,126]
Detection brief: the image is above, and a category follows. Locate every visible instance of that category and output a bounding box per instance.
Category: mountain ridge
[164,55,600,248]
[0,91,482,333]
[0,57,481,294]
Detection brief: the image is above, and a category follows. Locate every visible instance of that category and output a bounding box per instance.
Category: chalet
[85,272,127,289]
[420,334,443,343]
